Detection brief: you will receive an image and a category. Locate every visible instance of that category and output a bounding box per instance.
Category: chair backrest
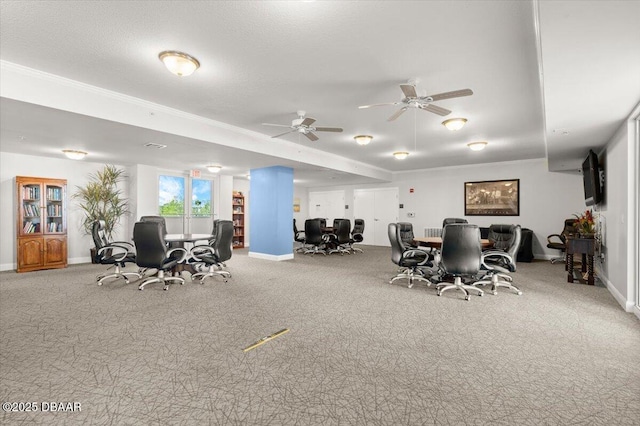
[212,220,234,263]
[397,222,415,246]
[140,215,167,235]
[209,219,220,244]
[488,224,521,258]
[353,219,365,234]
[388,223,406,266]
[91,220,109,250]
[335,219,351,244]
[312,218,327,229]
[133,221,168,269]
[440,224,481,276]
[293,218,299,235]
[561,219,577,241]
[304,219,324,245]
[442,217,468,228]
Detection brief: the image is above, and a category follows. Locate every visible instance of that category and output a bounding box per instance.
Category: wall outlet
[407,212,415,218]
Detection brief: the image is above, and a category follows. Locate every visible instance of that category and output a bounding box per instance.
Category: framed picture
[464,179,520,216]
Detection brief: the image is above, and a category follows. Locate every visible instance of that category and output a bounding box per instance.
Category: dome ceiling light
[467,141,488,151]
[158,51,200,77]
[442,118,468,131]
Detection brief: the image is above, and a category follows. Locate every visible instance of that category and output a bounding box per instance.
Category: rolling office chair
[293,219,306,252]
[140,215,168,235]
[475,224,523,295]
[442,218,468,228]
[133,221,187,291]
[92,220,141,285]
[303,218,328,255]
[349,219,365,253]
[388,223,434,288]
[435,224,485,300]
[190,220,233,283]
[397,222,418,248]
[547,219,577,264]
[327,219,352,255]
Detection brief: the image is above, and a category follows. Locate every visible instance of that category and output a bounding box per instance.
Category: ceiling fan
[262,110,343,141]
[359,79,473,121]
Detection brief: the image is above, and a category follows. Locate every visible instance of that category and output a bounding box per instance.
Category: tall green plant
[74,165,129,241]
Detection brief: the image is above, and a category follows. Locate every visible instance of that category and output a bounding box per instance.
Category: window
[191,179,212,216]
[159,175,185,216]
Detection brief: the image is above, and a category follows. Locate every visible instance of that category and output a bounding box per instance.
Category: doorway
[158,174,215,234]
[353,188,399,246]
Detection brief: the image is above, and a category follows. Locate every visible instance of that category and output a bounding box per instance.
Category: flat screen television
[582,149,603,206]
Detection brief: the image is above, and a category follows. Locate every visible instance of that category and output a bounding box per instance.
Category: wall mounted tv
[582,149,603,206]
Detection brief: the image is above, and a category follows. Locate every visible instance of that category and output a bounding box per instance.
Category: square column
[248,166,294,261]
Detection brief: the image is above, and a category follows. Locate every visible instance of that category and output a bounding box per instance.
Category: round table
[413,236,493,249]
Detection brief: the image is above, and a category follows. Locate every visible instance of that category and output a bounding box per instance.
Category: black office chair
[442,218,468,228]
[547,219,577,264]
[435,224,485,300]
[190,220,233,283]
[314,218,327,230]
[397,222,418,248]
[388,223,433,288]
[475,224,523,295]
[349,219,365,253]
[133,221,187,291]
[92,220,141,285]
[140,215,168,235]
[327,219,352,255]
[293,219,306,252]
[303,218,328,255]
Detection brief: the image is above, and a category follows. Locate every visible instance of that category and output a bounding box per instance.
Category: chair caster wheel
[478,292,484,297]
[163,286,168,291]
[97,283,103,286]
[492,291,498,296]
[124,279,129,284]
[516,291,523,296]
[437,292,441,296]
[465,296,470,301]
[138,287,143,291]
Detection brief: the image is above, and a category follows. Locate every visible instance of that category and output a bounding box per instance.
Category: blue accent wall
[249,166,294,256]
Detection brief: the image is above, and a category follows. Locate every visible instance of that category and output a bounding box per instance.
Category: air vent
[144,143,167,149]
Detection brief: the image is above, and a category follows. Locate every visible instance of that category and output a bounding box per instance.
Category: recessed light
[62,149,87,160]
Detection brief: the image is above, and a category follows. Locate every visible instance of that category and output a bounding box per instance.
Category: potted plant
[73,165,129,260]
[573,209,596,238]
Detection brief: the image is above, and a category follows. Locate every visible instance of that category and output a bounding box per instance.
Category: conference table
[414,236,493,249]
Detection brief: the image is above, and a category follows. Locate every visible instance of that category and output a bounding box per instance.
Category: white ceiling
[0,1,638,185]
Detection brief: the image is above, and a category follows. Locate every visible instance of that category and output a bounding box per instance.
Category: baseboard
[248,252,294,261]
[596,265,635,312]
[1,257,92,272]
[0,263,15,272]
[633,304,640,321]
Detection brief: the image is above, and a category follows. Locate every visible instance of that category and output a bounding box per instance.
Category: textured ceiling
[0,1,638,184]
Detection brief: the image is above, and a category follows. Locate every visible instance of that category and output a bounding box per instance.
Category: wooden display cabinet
[16,176,68,272]
[232,192,245,248]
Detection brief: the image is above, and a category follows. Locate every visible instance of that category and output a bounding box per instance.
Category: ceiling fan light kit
[158,50,200,76]
[467,141,488,151]
[62,149,87,160]
[206,165,222,173]
[354,135,373,146]
[442,118,468,131]
[393,151,409,160]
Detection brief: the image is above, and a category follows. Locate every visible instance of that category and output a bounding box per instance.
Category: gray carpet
[1,246,639,425]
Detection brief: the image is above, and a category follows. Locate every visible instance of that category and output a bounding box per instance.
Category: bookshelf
[16,176,68,272]
[232,192,245,248]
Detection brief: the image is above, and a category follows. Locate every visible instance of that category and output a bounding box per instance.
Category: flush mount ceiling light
[467,141,488,151]
[206,165,222,173]
[158,51,200,76]
[393,151,409,160]
[442,118,468,131]
[354,135,373,146]
[62,149,87,160]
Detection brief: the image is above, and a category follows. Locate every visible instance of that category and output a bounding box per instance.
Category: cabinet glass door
[21,183,42,236]
[45,184,65,234]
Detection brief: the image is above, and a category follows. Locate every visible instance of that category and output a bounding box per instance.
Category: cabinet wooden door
[18,237,44,271]
[44,236,67,267]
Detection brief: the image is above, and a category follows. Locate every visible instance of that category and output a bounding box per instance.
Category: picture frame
[464,179,520,216]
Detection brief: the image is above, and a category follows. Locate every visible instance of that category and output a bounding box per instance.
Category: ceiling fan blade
[400,84,418,98]
[304,132,319,141]
[271,129,297,138]
[358,102,400,109]
[421,104,451,116]
[387,107,408,121]
[262,123,291,128]
[300,117,316,127]
[314,127,343,132]
[427,89,473,101]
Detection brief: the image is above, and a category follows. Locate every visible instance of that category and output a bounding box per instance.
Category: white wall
[311,158,585,259]
[0,152,129,270]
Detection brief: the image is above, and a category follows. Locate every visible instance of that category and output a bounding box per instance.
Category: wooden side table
[566,237,596,285]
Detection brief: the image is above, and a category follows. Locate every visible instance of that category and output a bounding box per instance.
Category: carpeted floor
[1,246,639,425]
